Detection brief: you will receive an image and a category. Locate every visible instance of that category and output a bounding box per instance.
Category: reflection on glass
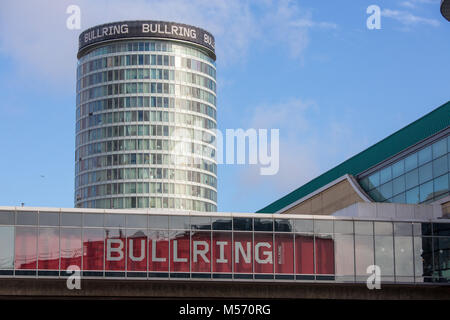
[295,234,314,274]
[375,236,394,277]
[254,233,273,274]
[334,234,354,278]
[191,216,211,230]
[254,219,273,232]
[60,228,82,270]
[233,218,252,231]
[314,220,333,234]
[274,219,293,232]
[418,146,431,166]
[275,234,293,274]
[355,235,374,277]
[433,237,450,281]
[127,229,147,271]
[211,217,232,230]
[294,219,313,233]
[0,226,14,269]
[38,228,60,270]
[15,227,37,269]
[191,231,211,273]
[212,232,232,273]
[395,236,414,278]
[170,230,190,272]
[83,228,104,271]
[148,230,169,272]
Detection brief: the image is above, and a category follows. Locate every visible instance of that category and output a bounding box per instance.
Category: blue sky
[0,0,448,212]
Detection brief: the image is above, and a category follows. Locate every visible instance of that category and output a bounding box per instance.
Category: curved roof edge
[258,101,450,213]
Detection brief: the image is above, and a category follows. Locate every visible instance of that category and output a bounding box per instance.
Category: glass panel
[374,222,393,236]
[374,236,394,277]
[334,221,353,234]
[0,211,14,225]
[415,237,433,280]
[432,138,447,159]
[433,223,450,237]
[392,160,404,178]
[294,219,313,233]
[233,217,252,231]
[83,213,104,227]
[418,162,432,184]
[104,214,126,228]
[433,155,448,178]
[355,235,374,278]
[61,213,82,226]
[295,234,314,274]
[211,217,232,230]
[191,216,211,230]
[379,182,393,200]
[315,234,334,274]
[433,237,450,281]
[254,218,273,232]
[148,230,169,272]
[418,146,432,166]
[434,174,449,198]
[126,214,147,228]
[15,226,37,269]
[405,169,419,189]
[275,234,293,274]
[314,220,333,234]
[233,232,252,273]
[392,192,406,204]
[380,166,392,184]
[404,153,418,172]
[368,172,380,189]
[395,236,414,278]
[169,215,190,230]
[83,228,104,271]
[394,223,412,236]
[254,233,273,274]
[406,187,419,204]
[38,228,60,270]
[149,215,169,229]
[191,231,211,273]
[127,229,147,271]
[39,212,59,226]
[60,228,82,270]
[105,228,126,271]
[274,219,293,232]
[0,226,14,269]
[170,230,190,272]
[393,176,405,195]
[355,221,373,235]
[419,181,433,203]
[334,234,355,278]
[212,232,232,273]
[16,211,37,225]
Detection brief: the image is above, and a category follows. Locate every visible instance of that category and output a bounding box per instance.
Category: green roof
[257,101,450,213]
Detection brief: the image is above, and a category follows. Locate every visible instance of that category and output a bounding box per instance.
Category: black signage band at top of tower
[78,20,216,60]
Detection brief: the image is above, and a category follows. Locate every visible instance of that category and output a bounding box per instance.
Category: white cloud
[382,9,440,27]
[0,0,337,88]
[236,98,365,194]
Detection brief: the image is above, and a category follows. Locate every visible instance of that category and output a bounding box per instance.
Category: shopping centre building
[0,21,448,299]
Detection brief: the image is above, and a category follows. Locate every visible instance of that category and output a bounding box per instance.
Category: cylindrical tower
[75,21,217,211]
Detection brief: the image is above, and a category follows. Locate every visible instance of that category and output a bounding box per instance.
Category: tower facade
[75,21,217,211]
